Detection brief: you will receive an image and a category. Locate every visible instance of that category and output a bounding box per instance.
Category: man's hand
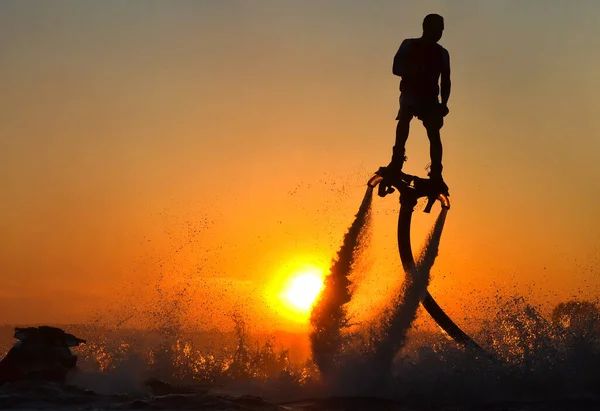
[440,103,449,117]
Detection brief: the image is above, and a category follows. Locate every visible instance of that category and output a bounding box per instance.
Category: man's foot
[390,145,407,173]
[427,166,449,195]
[427,163,442,179]
[438,178,449,196]
[374,154,407,197]
[428,174,449,196]
[387,154,407,176]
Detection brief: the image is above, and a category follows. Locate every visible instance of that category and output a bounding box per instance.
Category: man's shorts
[396,95,444,130]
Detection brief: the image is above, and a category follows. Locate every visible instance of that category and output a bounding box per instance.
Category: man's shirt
[393,38,450,100]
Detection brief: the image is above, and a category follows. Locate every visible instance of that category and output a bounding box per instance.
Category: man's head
[422,14,444,43]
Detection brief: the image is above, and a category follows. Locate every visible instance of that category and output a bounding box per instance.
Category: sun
[284,271,324,311]
[265,260,327,324]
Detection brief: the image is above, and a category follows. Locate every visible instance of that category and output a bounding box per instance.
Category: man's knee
[423,116,443,131]
[396,104,414,122]
[397,116,411,131]
[425,126,442,146]
[396,111,412,136]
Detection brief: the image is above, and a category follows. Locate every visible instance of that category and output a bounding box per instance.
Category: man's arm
[440,49,451,106]
[392,40,410,77]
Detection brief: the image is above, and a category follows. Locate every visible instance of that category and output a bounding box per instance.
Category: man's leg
[421,103,444,179]
[390,108,413,171]
[425,126,443,178]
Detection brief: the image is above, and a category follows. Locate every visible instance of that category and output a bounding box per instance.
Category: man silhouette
[389,14,450,184]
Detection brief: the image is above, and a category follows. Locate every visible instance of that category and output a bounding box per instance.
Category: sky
[0,0,599,328]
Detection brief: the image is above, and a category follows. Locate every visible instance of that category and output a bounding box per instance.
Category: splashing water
[308,200,449,396]
[309,185,374,379]
[368,207,448,379]
[5,183,600,408]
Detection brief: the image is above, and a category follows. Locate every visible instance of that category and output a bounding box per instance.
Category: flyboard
[368,166,486,353]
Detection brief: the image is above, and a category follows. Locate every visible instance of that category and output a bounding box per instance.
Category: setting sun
[265,260,328,325]
[284,272,324,311]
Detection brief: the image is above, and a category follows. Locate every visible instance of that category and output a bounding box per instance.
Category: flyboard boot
[428,163,449,196]
[376,147,408,197]
[368,155,450,213]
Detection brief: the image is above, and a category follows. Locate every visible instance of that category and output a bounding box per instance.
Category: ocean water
[1,187,599,410]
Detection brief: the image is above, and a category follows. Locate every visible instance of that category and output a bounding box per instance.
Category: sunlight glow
[284,272,324,311]
[264,258,328,327]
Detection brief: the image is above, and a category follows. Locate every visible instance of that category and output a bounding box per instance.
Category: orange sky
[1,1,599,328]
